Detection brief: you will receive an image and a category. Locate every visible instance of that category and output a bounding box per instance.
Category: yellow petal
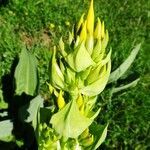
[94,18,101,39]
[86,0,94,34]
[80,21,87,42]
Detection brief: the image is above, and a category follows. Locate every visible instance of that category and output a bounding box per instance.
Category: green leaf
[89,123,108,150]
[50,99,92,138]
[0,120,14,142]
[66,42,95,72]
[14,48,38,96]
[112,78,140,93]
[19,95,43,130]
[80,61,111,96]
[108,43,141,83]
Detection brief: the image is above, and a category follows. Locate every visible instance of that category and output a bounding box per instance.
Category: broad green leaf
[66,42,95,72]
[0,120,14,142]
[112,78,140,93]
[80,61,111,96]
[89,123,108,150]
[14,48,38,96]
[50,99,92,138]
[108,43,141,83]
[19,95,43,130]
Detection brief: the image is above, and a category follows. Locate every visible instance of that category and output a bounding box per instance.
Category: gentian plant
[0,0,141,149]
[44,0,110,149]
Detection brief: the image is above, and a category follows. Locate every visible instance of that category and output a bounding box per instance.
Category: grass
[0,0,150,149]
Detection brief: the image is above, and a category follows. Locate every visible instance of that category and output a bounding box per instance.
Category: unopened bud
[80,134,94,147]
[76,94,84,108]
[57,90,65,109]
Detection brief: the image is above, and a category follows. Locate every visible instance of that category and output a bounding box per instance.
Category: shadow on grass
[0,57,38,150]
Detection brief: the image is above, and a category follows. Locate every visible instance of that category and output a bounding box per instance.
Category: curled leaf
[49,47,65,89]
[108,43,141,83]
[112,78,140,93]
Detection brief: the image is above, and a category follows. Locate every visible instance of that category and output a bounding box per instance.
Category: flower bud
[59,37,67,57]
[57,90,65,109]
[94,18,101,39]
[87,0,94,35]
[101,21,105,39]
[76,94,84,108]
[80,21,87,42]
[80,134,94,147]
[50,47,65,90]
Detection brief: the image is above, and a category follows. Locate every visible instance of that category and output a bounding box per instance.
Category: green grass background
[0,0,150,149]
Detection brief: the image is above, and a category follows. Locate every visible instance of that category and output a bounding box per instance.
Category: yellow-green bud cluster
[49,0,111,97]
[46,0,110,149]
[38,123,59,150]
